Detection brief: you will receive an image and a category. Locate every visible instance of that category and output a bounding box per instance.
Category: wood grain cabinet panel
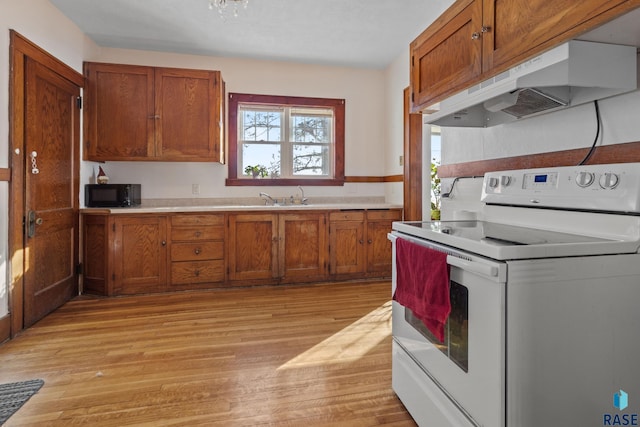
[279,213,327,282]
[228,213,278,282]
[410,0,640,112]
[482,0,629,72]
[83,62,225,162]
[328,209,402,279]
[228,212,328,285]
[329,212,366,275]
[83,63,155,159]
[411,0,482,111]
[366,210,403,274]
[112,215,168,295]
[82,214,108,295]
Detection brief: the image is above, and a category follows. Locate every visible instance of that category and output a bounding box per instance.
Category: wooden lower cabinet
[228,213,278,282]
[366,210,403,274]
[112,215,168,295]
[329,211,366,275]
[82,208,401,295]
[279,213,327,282]
[329,209,402,278]
[227,212,327,285]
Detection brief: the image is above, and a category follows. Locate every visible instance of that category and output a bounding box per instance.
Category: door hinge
[76,96,82,109]
[76,263,83,275]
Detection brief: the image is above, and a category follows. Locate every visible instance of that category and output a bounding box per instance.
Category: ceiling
[50,0,453,69]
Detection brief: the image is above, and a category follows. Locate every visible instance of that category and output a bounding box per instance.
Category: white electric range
[390,163,640,427]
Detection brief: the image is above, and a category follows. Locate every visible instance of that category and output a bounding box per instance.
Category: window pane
[293,144,330,176]
[242,110,282,142]
[291,109,333,144]
[242,143,281,177]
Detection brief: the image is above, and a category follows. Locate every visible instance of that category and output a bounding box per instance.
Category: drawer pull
[194,248,201,255]
[194,270,200,277]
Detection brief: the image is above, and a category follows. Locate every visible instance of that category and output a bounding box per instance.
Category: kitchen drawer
[171,226,224,241]
[172,214,224,227]
[171,241,224,261]
[367,210,402,221]
[329,211,365,222]
[171,260,224,284]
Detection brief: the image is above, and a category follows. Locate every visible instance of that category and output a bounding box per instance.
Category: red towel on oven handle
[393,238,451,342]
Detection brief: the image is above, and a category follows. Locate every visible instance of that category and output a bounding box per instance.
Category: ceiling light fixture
[209,0,249,18]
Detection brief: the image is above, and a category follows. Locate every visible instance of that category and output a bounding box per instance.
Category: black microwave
[85,184,141,207]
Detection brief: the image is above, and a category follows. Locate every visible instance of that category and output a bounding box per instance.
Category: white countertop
[81,197,402,214]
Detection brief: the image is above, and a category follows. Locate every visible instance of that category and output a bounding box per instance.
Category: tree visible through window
[227,94,345,186]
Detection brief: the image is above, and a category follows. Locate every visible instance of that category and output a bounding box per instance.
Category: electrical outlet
[192,184,200,195]
[399,155,404,166]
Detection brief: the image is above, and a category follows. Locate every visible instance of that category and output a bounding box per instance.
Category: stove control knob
[500,175,512,187]
[576,171,595,188]
[599,172,620,189]
[488,177,499,189]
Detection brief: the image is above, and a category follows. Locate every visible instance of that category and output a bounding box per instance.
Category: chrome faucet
[259,192,277,205]
[297,185,309,205]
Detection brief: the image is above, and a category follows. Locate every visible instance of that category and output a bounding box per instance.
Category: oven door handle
[447,255,498,278]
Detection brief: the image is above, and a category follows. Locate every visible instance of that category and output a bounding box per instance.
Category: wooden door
[23,58,80,327]
[279,213,327,281]
[410,0,482,112]
[228,214,278,282]
[482,0,628,72]
[83,62,155,160]
[112,216,168,295]
[329,212,366,276]
[155,68,222,161]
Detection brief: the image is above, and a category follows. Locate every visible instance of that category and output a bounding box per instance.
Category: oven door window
[405,280,469,372]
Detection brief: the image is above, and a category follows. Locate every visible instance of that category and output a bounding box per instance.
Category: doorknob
[27,211,42,238]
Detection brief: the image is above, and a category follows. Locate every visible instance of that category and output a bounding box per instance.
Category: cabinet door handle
[194,270,200,277]
[161,240,166,246]
[359,239,364,244]
[368,239,373,244]
[195,231,202,237]
[471,32,480,40]
[481,25,491,33]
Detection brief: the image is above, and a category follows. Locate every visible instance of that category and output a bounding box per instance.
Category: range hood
[423,40,638,127]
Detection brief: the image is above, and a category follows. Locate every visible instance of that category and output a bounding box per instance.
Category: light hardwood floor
[0,281,416,426]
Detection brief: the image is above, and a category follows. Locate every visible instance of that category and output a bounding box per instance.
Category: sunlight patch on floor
[277,301,392,370]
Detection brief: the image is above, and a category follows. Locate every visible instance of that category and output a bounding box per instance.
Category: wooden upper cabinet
[410,0,482,111]
[155,67,224,161]
[84,63,155,159]
[83,62,225,162]
[410,0,640,112]
[482,0,629,72]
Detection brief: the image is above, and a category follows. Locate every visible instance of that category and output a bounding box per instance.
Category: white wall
[383,47,410,206]
[83,48,389,202]
[0,0,99,317]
